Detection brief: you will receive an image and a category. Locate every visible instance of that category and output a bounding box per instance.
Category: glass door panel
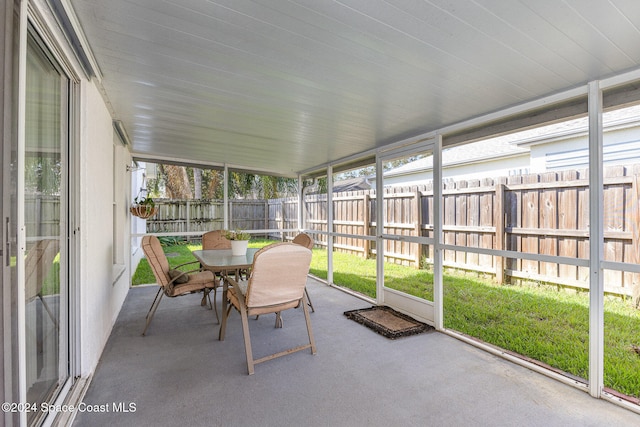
[24,32,69,425]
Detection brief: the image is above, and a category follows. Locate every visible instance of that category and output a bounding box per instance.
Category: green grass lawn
[132,239,640,399]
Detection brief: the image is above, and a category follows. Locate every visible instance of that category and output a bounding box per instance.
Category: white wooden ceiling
[68,0,640,176]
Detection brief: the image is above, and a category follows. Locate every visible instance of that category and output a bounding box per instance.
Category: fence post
[35,195,42,237]
[281,200,285,241]
[363,193,370,258]
[414,188,422,267]
[186,200,190,236]
[495,183,505,284]
[264,200,269,238]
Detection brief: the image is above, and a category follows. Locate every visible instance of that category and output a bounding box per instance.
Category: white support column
[588,80,604,398]
[375,156,384,304]
[433,135,444,330]
[327,165,333,285]
[297,175,303,232]
[223,165,229,230]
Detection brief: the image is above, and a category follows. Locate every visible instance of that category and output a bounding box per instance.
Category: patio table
[192,248,260,339]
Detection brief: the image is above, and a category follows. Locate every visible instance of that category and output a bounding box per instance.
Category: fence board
[455,180,468,266]
[505,175,521,276]
[443,181,457,262]
[521,174,540,275]
[467,180,480,267]
[557,170,579,281]
[479,183,494,269]
[540,172,558,277]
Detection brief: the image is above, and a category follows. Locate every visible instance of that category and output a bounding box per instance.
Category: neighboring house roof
[514,104,640,147]
[385,138,529,177]
[384,104,640,177]
[332,176,373,192]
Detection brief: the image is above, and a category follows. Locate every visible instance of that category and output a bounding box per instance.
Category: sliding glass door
[23,30,70,426]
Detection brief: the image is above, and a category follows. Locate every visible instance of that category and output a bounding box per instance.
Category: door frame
[13,2,82,424]
[375,139,439,324]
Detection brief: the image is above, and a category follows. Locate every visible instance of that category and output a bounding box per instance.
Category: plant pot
[230,240,249,256]
[130,206,158,219]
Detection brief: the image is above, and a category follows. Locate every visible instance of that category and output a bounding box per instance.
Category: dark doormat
[344,306,434,339]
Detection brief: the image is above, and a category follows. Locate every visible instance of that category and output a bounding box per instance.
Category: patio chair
[201,229,236,319]
[202,229,232,250]
[220,242,316,374]
[292,233,315,312]
[141,235,218,335]
[25,239,60,329]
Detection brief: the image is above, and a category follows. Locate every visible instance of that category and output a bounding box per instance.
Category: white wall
[384,154,530,187]
[529,123,640,173]
[444,155,530,181]
[79,79,130,376]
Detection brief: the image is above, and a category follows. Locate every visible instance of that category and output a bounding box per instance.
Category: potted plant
[130,196,158,219]
[224,229,251,256]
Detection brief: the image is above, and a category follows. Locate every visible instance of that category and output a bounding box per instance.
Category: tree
[193,168,202,199]
[149,163,297,200]
[25,155,61,195]
[160,164,192,199]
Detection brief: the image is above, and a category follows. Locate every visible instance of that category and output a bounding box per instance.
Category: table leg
[219,275,228,340]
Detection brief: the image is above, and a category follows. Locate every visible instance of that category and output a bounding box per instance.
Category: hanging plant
[130,196,158,219]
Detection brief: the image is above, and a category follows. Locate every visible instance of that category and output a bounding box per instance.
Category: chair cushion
[170,270,218,296]
[168,269,189,284]
[245,243,311,308]
[186,270,218,288]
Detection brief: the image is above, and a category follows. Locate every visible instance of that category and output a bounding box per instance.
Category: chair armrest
[168,266,211,286]
[225,275,248,296]
[226,275,239,288]
[173,260,200,269]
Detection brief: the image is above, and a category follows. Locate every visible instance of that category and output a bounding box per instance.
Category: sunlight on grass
[313,251,377,298]
[442,273,640,398]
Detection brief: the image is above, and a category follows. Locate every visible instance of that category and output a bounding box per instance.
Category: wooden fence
[144,164,640,299]
[146,198,301,241]
[301,165,640,299]
[25,195,60,239]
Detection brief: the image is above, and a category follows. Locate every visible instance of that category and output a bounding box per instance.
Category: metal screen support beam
[297,175,303,232]
[327,165,333,285]
[375,156,384,304]
[433,135,444,330]
[223,165,229,230]
[588,80,604,398]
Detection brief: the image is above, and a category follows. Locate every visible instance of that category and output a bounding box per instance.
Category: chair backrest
[292,233,313,250]
[25,239,60,301]
[141,235,171,288]
[202,230,232,250]
[245,243,312,309]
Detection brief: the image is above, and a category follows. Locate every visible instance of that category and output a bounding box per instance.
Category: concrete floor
[74,278,640,427]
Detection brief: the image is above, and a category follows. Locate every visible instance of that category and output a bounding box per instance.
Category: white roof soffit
[68,1,640,175]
